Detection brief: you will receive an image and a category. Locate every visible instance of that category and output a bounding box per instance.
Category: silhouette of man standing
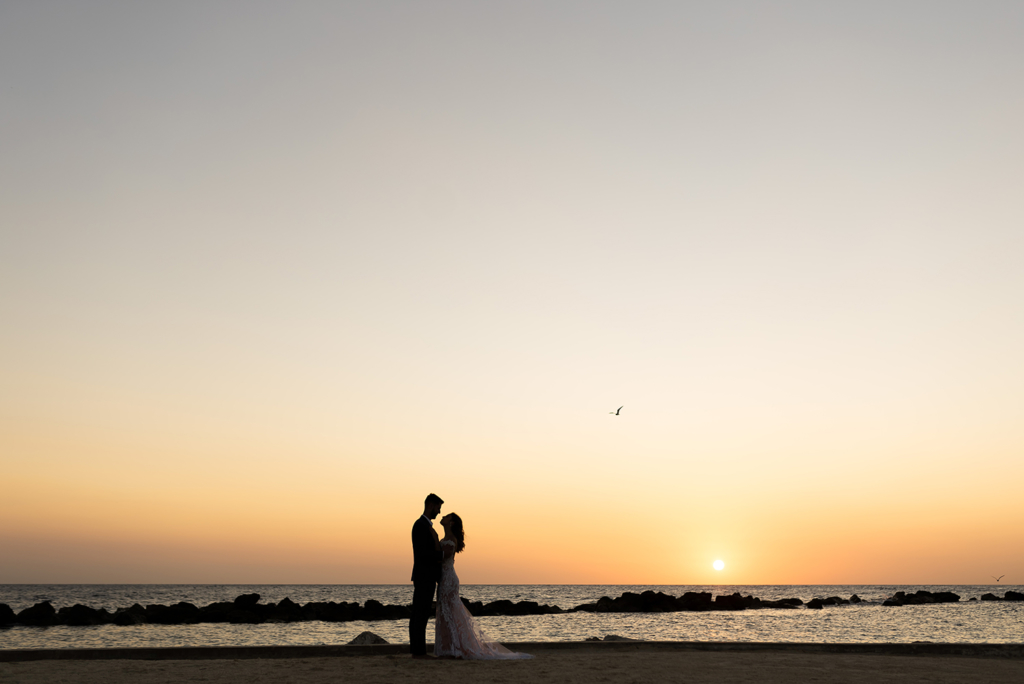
[410,493,443,657]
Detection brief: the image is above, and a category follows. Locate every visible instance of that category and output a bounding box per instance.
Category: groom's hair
[425,493,444,506]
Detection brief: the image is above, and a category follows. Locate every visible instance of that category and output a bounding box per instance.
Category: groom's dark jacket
[411,516,442,583]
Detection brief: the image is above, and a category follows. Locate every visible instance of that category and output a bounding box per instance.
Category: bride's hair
[449,513,466,553]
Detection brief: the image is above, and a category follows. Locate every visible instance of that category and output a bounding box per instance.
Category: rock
[479,599,519,616]
[849,595,862,604]
[981,593,999,601]
[197,600,262,624]
[270,597,304,622]
[713,593,752,611]
[461,598,485,616]
[387,603,412,619]
[0,604,17,626]
[303,601,361,622]
[361,599,387,621]
[806,598,825,609]
[358,599,408,621]
[197,601,237,623]
[57,604,108,626]
[638,591,680,612]
[230,609,262,624]
[1005,591,1024,602]
[17,601,57,626]
[884,591,907,606]
[113,611,145,626]
[611,592,645,612]
[603,634,640,641]
[348,631,388,645]
[234,593,261,608]
[582,591,688,613]
[585,636,601,641]
[146,602,201,625]
[754,599,800,609]
[512,600,542,615]
[745,596,800,610]
[571,590,772,614]
[513,600,558,616]
[883,590,959,607]
[928,591,960,603]
[112,603,147,626]
[336,601,364,621]
[677,592,713,611]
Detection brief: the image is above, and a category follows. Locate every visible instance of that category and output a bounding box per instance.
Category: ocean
[2,584,1022,650]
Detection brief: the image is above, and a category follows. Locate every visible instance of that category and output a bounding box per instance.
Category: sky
[2,1,1022,586]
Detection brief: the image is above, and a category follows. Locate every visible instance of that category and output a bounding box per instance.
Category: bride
[434,513,532,660]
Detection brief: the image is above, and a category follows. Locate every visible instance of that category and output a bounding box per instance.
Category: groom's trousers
[409,580,437,655]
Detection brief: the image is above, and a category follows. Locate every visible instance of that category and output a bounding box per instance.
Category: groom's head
[424,493,444,519]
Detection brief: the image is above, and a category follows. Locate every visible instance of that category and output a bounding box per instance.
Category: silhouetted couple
[409,493,531,660]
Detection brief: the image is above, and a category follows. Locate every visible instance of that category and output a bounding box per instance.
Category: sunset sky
[2,1,1022,586]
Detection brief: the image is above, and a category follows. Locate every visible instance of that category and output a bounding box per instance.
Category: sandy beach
[3,649,1023,684]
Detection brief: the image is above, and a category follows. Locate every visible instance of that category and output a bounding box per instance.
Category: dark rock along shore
[1,590,1020,628]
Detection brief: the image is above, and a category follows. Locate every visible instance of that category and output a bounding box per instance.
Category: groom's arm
[412,519,426,552]
[412,520,437,557]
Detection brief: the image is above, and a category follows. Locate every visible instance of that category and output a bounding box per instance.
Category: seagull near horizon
[992,575,1005,582]
[609,406,623,415]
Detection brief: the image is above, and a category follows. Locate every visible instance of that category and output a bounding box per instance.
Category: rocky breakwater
[461,599,564,617]
[882,590,961,606]
[980,591,1024,602]
[0,593,564,628]
[805,595,863,609]
[0,594,389,628]
[3,588,1012,628]
[571,590,803,613]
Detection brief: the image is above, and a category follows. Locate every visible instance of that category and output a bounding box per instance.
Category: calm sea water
[2,584,1022,649]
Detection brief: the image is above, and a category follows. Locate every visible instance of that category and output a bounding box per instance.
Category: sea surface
[2,584,1022,650]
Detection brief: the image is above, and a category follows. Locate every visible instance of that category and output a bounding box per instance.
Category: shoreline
[4,644,1023,684]
[4,640,1024,662]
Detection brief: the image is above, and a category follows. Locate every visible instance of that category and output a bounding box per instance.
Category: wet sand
[3,649,1022,684]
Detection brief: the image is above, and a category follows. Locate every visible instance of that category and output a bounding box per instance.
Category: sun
[713,559,725,571]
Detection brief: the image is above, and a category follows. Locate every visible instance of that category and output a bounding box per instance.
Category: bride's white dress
[435,539,532,660]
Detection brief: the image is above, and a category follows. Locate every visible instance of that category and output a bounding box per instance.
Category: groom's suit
[410,515,442,655]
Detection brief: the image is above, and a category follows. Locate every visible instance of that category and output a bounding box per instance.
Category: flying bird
[992,575,1005,582]
[610,406,623,415]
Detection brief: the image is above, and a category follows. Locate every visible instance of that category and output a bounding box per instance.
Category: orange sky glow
[2,2,1023,586]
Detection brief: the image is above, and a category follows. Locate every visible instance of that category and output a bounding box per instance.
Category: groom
[410,493,444,657]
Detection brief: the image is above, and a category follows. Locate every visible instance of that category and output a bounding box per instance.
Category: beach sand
[3,650,1022,684]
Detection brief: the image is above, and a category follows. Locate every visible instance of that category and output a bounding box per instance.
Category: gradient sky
[2,1,1022,585]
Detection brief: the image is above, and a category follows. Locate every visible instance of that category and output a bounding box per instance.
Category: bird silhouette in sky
[992,575,1005,582]
[610,406,623,415]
